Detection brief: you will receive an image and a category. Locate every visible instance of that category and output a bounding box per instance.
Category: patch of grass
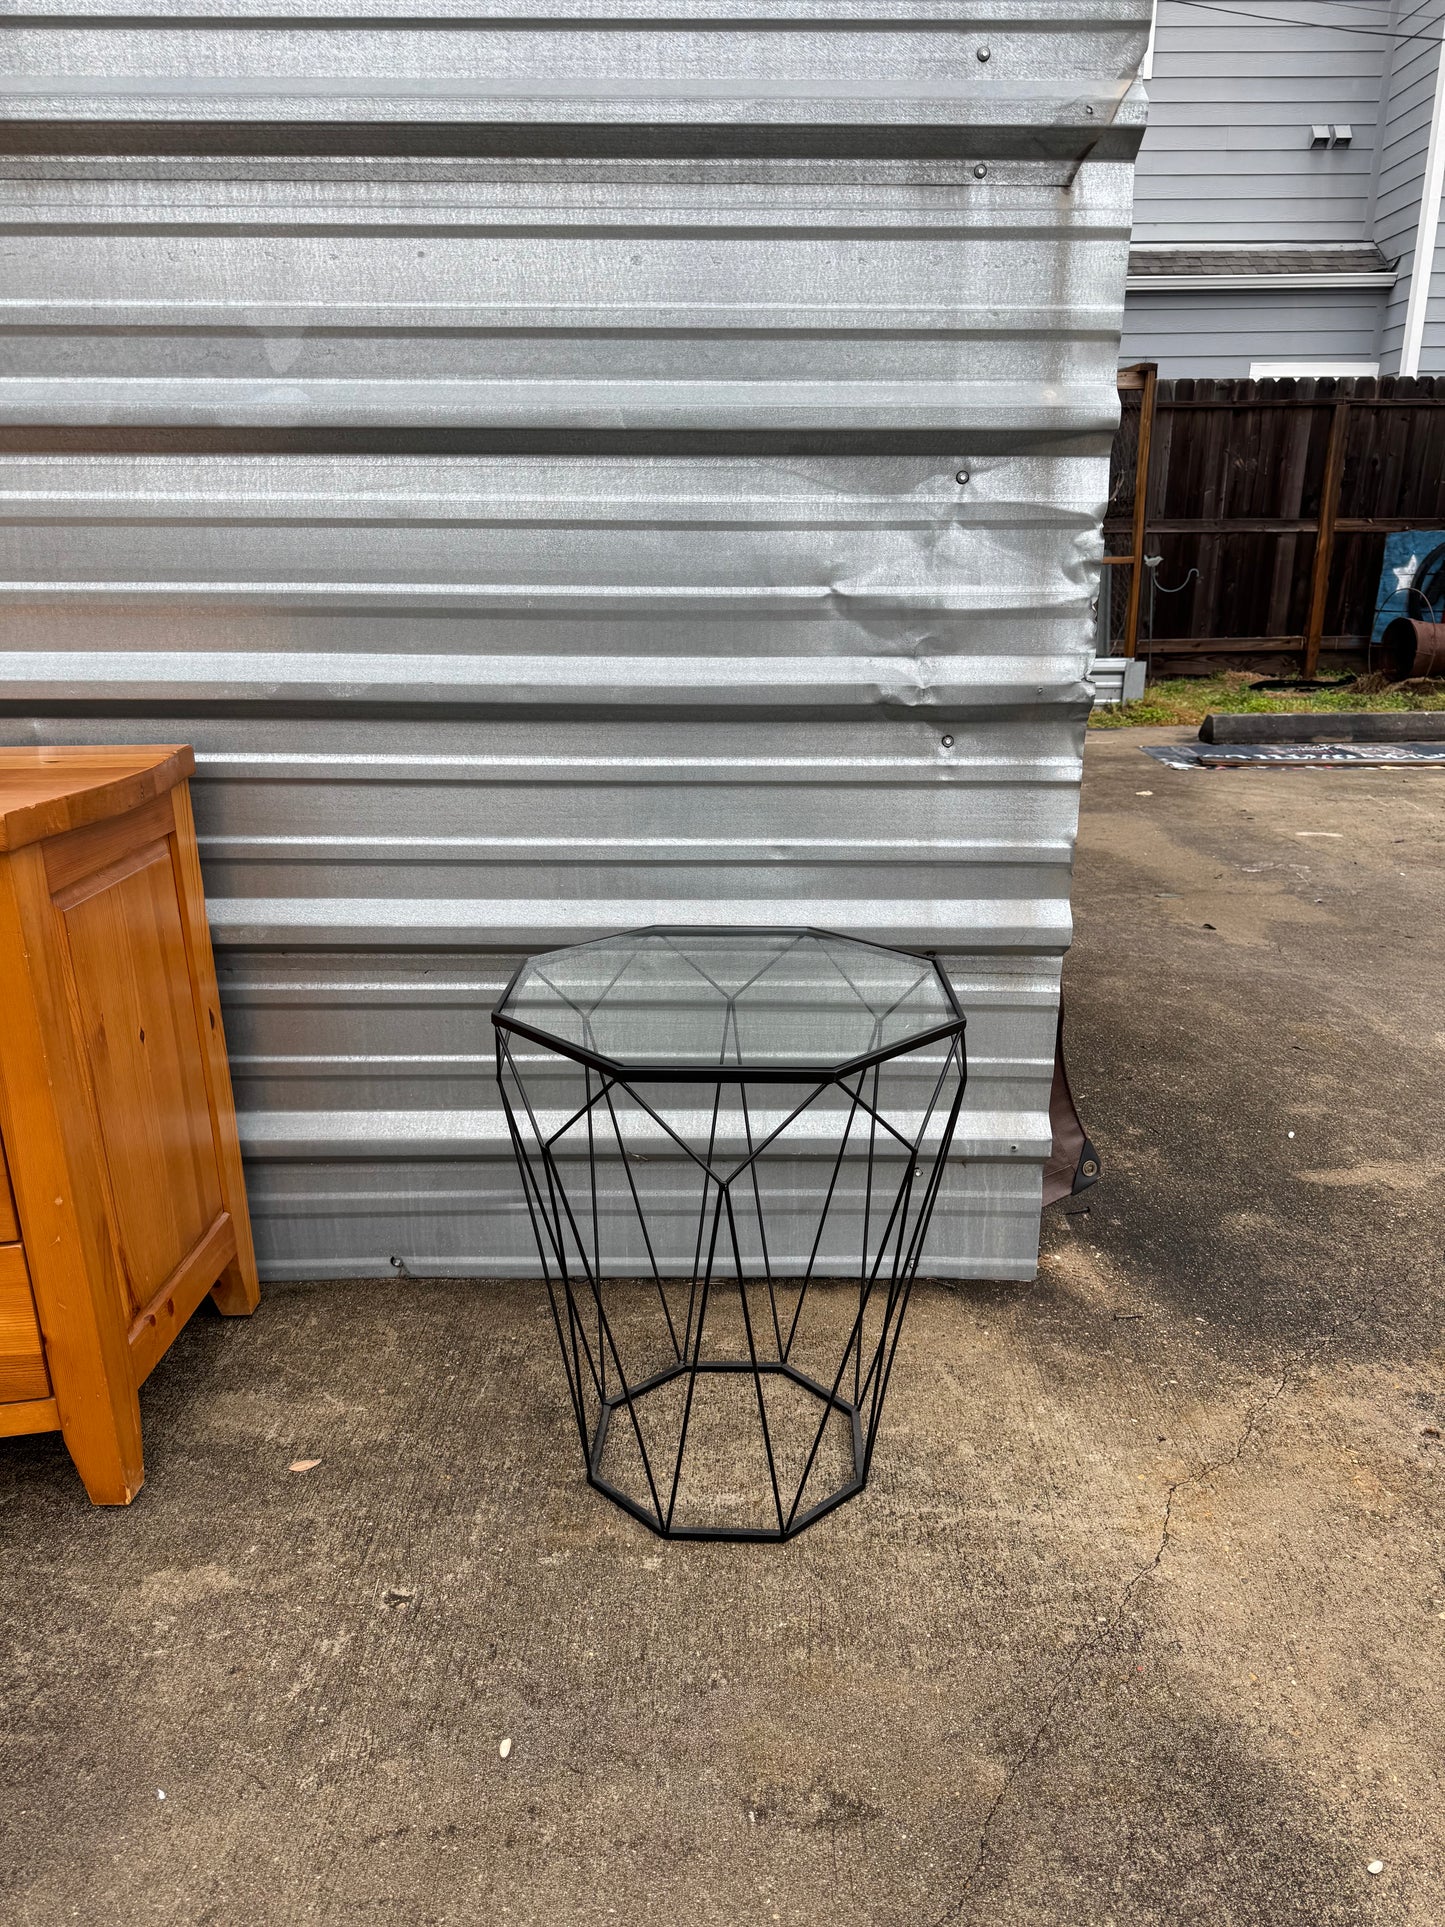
[1089,672,1445,729]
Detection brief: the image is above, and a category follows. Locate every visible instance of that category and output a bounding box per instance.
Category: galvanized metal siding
[0,3,1149,1281]
[0,169,1131,434]
[4,3,1146,138]
[0,451,1092,1281]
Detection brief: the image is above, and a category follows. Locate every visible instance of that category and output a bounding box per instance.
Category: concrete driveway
[3,727,1442,1925]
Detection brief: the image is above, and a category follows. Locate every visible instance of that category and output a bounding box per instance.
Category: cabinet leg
[210,1251,260,1317]
[62,1385,145,1505]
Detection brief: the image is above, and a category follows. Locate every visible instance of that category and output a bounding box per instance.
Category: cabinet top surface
[0,746,194,851]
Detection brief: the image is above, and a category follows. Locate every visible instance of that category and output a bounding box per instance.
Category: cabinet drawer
[0,1244,50,1402]
[0,1134,18,1243]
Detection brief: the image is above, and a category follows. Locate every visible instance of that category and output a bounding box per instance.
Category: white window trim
[1249,360,1381,377]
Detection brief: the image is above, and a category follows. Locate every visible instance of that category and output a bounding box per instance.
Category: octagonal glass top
[493,927,962,1079]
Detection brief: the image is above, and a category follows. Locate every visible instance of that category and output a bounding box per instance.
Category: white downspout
[1399,16,1445,376]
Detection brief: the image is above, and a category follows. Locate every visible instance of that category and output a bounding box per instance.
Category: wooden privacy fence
[1102,372,1445,676]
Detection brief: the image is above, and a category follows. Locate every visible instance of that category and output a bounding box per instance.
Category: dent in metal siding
[0,2,1150,1281]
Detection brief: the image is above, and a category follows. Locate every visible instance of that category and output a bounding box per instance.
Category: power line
[1164,0,1441,45]
[1394,0,1445,35]
[1165,0,1438,43]
[1170,0,1422,17]
[1163,0,1445,48]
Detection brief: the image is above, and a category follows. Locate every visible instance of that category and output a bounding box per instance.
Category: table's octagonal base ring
[589,1358,867,1543]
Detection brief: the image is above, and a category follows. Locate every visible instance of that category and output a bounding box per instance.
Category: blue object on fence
[1371,530,1445,647]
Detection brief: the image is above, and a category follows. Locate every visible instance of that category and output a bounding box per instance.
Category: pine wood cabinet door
[54,831,226,1321]
[39,788,253,1392]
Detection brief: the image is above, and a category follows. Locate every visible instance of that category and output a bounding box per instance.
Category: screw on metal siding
[973,164,988,179]
[977,46,990,61]
[955,469,970,484]
[941,735,954,749]
[1083,104,1095,116]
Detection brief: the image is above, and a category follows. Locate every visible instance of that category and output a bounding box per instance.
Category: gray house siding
[1124,0,1445,375]
[1132,3,1388,245]
[1119,285,1387,376]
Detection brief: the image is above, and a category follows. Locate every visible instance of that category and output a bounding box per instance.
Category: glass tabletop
[492,927,962,1078]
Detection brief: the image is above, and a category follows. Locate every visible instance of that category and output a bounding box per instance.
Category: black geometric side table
[493,927,966,1541]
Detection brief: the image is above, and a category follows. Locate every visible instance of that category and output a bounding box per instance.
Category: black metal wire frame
[493,1010,968,1544]
[493,1048,967,1541]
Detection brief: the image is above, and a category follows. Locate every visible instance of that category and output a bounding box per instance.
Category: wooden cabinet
[0,747,259,1503]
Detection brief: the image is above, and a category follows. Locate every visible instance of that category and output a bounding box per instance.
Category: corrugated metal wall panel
[0,172,1129,432]
[0,2,1149,1280]
[3,4,1145,139]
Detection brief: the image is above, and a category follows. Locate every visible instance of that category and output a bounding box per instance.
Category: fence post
[1303,399,1349,678]
[1122,362,1158,658]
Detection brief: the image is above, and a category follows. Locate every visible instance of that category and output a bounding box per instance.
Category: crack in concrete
[930,1370,1289,1926]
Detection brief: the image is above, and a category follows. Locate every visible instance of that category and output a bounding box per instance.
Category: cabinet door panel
[58,843,224,1319]
[0,1134,18,1243]
[0,1244,50,1402]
